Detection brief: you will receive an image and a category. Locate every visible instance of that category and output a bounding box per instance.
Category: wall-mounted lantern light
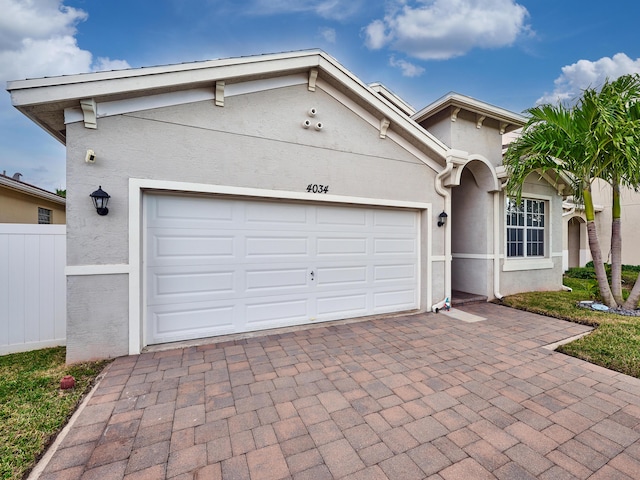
[437,211,448,227]
[90,186,110,216]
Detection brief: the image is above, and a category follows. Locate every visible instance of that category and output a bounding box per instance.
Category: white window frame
[503,194,554,272]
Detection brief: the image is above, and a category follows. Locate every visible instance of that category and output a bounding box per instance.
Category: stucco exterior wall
[0,187,66,224]
[419,108,503,166]
[499,175,564,295]
[65,83,444,360]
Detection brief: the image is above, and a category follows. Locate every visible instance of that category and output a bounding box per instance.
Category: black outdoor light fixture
[437,211,448,227]
[90,186,110,216]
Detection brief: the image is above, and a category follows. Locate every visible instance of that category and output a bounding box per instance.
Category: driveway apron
[33,303,640,479]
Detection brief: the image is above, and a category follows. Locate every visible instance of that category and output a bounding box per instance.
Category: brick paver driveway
[34,303,640,479]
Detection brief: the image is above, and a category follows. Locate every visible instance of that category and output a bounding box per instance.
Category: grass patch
[502,267,640,379]
[0,347,110,480]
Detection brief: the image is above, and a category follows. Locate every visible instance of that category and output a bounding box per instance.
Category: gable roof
[7,49,449,162]
[413,92,526,134]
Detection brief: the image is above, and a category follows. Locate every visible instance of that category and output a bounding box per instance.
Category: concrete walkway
[34,303,640,479]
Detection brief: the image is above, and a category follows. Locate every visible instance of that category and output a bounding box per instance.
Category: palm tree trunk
[584,188,617,308]
[611,183,624,305]
[623,276,640,310]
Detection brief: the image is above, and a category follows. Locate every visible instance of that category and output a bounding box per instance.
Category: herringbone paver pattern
[35,304,640,479]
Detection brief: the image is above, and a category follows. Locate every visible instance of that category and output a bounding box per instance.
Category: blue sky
[1,0,640,192]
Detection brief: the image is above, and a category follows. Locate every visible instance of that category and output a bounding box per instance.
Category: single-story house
[0,172,66,224]
[7,50,567,362]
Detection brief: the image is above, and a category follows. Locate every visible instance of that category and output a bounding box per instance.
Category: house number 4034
[307,184,329,194]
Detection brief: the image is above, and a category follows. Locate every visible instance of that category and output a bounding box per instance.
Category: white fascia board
[318,79,442,172]
[8,51,324,107]
[414,92,526,127]
[316,58,448,160]
[65,74,307,124]
[0,176,66,205]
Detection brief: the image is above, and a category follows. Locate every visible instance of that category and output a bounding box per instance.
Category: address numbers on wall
[306,184,329,194]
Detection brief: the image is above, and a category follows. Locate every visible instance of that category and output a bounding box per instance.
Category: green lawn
[502,273,640,379]
[0,347,110,480]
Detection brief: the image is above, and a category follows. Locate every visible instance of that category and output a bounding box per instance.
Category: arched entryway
[450,158,500,301]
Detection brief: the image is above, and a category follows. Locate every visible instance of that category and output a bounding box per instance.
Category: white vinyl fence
[0,224,66,355]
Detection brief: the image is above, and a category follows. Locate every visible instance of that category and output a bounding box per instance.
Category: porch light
[437,211,448,227]
[90,186,110,216]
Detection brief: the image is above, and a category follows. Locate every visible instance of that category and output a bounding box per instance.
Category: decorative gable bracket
[80,98,97,129]
[308,69,318,92]
[379,118,390,139]
[215,81,225,107]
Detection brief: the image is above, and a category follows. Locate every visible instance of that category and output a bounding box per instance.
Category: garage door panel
[374,288,418,310]
[148,231,235,265]
[316,266,368,287]
[153,270,235,297]
[151,195,235,227]
[374,264,416,282]
[245,236,308,257]
[317,237,368,256]
[245,297,309,327]
[316,207,367,227]
[374,210,417,229]
[245,267,309,292]
[374,237,417,255]
[145,195,421,345]
[316,293,368,316]
[245,203,309,225]
[150,304,235,343]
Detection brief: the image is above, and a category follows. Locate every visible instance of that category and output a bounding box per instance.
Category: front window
[506,198,545,258]
[38,207,52,224]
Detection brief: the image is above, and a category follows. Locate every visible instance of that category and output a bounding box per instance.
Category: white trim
[65,264,129,276]
[128,177,431,355]
[129,182,142,355]
[130,179,432,209]
[318,79,443,173]
[502,258,555,271]
[431,255,446,262]
[452,253,495,260]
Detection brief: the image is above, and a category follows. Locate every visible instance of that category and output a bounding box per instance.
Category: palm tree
[504,74,640,309]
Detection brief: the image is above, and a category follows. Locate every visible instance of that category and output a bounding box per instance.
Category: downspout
[431,161,454,312]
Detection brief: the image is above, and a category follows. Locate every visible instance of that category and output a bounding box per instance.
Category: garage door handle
[310,271,315,281]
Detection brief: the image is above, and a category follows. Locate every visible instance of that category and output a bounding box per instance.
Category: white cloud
[0,0,129,81]
[537,53,640,105]
[249,0,364,21]
[319,27,337,43]
[364,0,530,60]
[389,56,425,77]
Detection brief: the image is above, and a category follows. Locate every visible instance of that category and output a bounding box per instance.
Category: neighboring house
[0,173,66,224]
[562,181,640,269]
[7,50,567,362]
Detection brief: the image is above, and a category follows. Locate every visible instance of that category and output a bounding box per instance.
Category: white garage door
[145,194,420,345]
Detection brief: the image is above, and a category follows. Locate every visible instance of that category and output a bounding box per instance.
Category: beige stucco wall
[64,83,445,361]
[590,179,640,266]
[0,187,66,224]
